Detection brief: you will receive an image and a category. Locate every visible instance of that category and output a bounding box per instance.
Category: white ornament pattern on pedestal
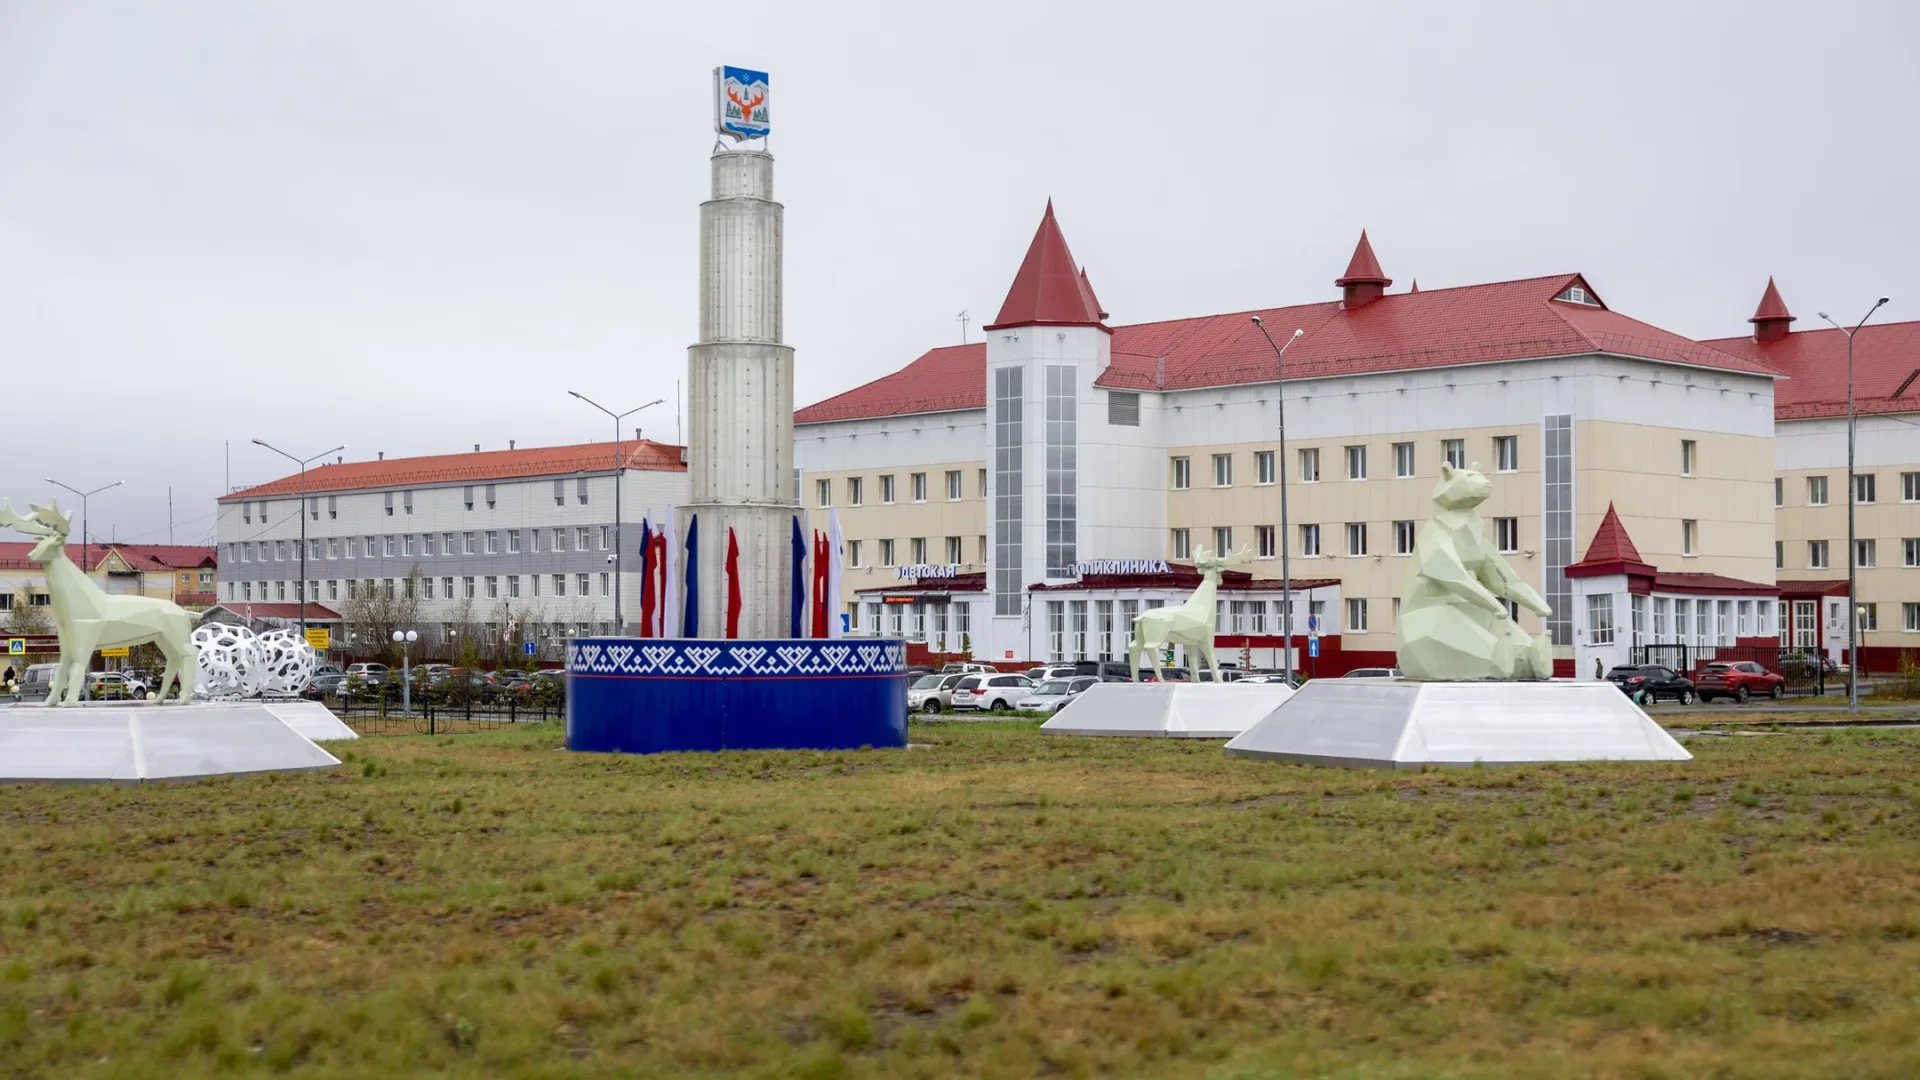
[255,629,318,696]
[191,622,264,699]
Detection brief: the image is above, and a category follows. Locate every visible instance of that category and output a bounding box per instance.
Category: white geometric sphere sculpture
[255,628,318,696]
[191,622,264,700]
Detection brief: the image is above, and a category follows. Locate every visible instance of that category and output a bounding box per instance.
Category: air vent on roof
[1554,285,1600,307]
[1108,391,1140,426]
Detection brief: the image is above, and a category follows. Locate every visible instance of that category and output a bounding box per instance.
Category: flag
[827,507,846,639]
[811,531,829,638]
[637,518,655,639]
[682,514,700,637]
[663,505,679,638]
[651,531,668,636]
[789,515,806,638]
[725,527,743,639]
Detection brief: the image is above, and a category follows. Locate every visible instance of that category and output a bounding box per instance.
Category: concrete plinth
[0,702,342,782]
[1040,682,1296,739]
[1223,679,1691,768]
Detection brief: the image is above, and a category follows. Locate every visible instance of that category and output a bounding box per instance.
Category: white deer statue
[1129,545,1254,683]
[0,499,197,705]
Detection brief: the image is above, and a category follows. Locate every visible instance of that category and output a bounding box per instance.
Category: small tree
[960,632,971,658]
[6,586,51,636]
[341,566,425,663]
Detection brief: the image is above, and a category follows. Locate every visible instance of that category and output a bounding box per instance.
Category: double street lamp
[1249,318,1306,686]
[567,392,664,635]
[1815,296,1890,714]
[43,478,123,575]
[392,629,418,715]
[251,440,346,636]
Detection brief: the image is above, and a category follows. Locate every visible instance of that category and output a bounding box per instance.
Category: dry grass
[3,721,1920,1079]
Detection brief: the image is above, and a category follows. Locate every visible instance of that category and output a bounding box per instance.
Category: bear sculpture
[1397,461,1554,680]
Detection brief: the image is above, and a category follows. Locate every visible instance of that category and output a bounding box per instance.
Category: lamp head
[1249,315,1262,325]
[1877,296,1890,307]
[391,630,403,643]
[567,390,585,401]
[1818,311,1831,320]
[251,438,268,447]
[1292,328,1304,339]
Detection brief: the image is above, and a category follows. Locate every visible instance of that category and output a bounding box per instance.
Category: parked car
[1135,667,1192,683]
[345,663,390,686]
[17,663,58,701]
[940,662,994,675]
[1016,675,1100,713]
[950,673,1034,712]
[305,673,349,699]
[88,671,149,700]
[1196,668,1253,683]
[1693,661,1786,703]
[1342,667,1403,679]
[907,674,950,714]
[314,664,345,681]
[1605,664,1695,705]
[1239,673,1304,688]
[1778,653,1836,679]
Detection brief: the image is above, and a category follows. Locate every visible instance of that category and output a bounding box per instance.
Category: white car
[1342,667,1403,678]
[1015,676,1100,714]
[950,673,1034,712]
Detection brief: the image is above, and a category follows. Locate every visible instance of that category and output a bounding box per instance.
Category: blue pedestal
[564,638,909,754]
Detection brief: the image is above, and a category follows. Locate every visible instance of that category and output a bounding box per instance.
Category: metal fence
[1628,644,1827,697]
[324,691,563,736]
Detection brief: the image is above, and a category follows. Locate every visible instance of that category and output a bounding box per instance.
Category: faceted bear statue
[1397,461,1554,680]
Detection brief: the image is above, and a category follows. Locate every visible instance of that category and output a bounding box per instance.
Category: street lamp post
[251,440,345,636]
[567,392,664,635]
[43,478,124,578]
[1816,298,1890,713]
[392,629,418,715]
[1249,319,1306,685]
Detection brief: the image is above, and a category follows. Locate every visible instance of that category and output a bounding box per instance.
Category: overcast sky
[2,1,1916,546]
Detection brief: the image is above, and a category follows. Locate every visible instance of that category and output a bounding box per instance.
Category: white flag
[662,504,679,638]
[826,507,845,639]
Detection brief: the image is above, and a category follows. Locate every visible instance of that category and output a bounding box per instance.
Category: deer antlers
[0,499,71,538]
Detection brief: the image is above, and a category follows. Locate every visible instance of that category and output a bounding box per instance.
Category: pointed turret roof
[1334,230,1392,287]
[1565,502,1657,578]
[1078,268,1109,320]
[1410,279,1420,293]
[985,200,1105,331]
[1749,277,1795,325]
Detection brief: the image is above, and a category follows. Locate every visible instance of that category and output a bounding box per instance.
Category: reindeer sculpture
[1,500,197,705]
[1129,545,1254,683]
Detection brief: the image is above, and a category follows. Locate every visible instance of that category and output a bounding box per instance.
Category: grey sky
[3,1,1916,546]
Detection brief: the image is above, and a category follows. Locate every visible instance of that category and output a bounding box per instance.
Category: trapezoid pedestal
[0,702,342,782]
[1223,679,1690,768]
[1040,682,1296,739]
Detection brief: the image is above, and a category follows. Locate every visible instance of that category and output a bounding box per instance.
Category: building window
[1854,473,1876,504]
[1588,594,1615,645]
[1212,454,1233,488]
[462,576,476,599]
[327,580,339,601]
[1542,413,1574,646]
[508,530,521,554]
[1394,520,1415,556]
[485,484,496,509]
[275,581,286,601]
[1441,439,1464,470]
[1394,442,1415,478]
[946,470,962,501]
[485,531,499,555]
[552,574,566,597]
[1256,525,1276,558]
[946,536,962,564]
[911,537,926,564]
[552,528,567,551]
[441,576,453,599]
[1171,528,1191,560]
[911,472,927,502]
[1630,594,1646,646]
[1212,526,1232,555]
[1346,598,1369,633]
[1808,475,1828,506]
[385,491,396,517]
[880,475,895,504]
[402,535,416,557]
[1854,538,1876,569]
[1107,390,1140,426]
[1905,472,1920,502]
[848,477,864,506]
[1346,522,1368,557]
[577,573,591,597]
[508,575,521,599]
[326,495,337,520]
[421,577,434,600]
[1070,600,1088,661]
[1905,537,1920,568]
[878,539,894,567]
[1494,435,1518,473]
[1653,597,1670,641]
[1345,445,1367,480]
[1905,602,1920,633]
[1774,477,1784,507]
[1808,540,1829,570]
[1492,517,1519,554]
[576,527,591,551]
[1250,450,1275,486]
[599,526,611,551]
[1860,604,1878,632]
[1300,524,1321,557]
[978,536,988,564]
[421,534,435,557]
[464,486,475,511]
[463,532,476,555]
[242,582,252,601]
[485,576,499,600]
[1681,440,1697,477]
[1775,541,1784,569]
[599,572,610,597]
[1171,457,1191,490]
[1737,600,1751,637]
[577,478,589,505]
[530,574,540,597]
[552,479,565,506]
[1299,448,1320,483]
[1682,519,1697,556]
[327,537,339,559]
[979,468,988,497]
[848,540,862,567]
[1045,364,1078,577]
[1046,601,1066,661]
[815,479,831,507]
[379,535,393,557]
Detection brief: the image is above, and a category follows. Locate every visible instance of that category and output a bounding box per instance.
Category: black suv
[1605,664,1695,705]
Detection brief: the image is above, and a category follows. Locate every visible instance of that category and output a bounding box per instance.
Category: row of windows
[229,526,614,564]
[816,469,985,509]
[1777,537,1920,571]
[851,598,974,639]
[1031,596,1363,663]
[227,571,614,604]
[1168,518,1525,560]
[842,536,986,569]
[237,479,597,526]
[1171,436,1522,489]
[1585,595,1778,647]
[1774,472,1920,507]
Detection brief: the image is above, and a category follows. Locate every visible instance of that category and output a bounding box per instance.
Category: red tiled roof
[1566,503,1654,576]
[1775,578,1848,598]
[801,272,1781,423]
[856,572,987,596]
[205,602,343,620]
[221,439,686,501]
[1335,230,1391,287]
[1079,269,1108,320]
[1750,277,1795,325]
[984,201,1105,332]
[1031,568,1341,593]
[0,542,216,572]
[1650,572,1776,597]
[1705,318,1920,421]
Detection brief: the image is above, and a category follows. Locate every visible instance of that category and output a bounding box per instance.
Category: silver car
[1015,676,1100,714]
[908,673,968,714]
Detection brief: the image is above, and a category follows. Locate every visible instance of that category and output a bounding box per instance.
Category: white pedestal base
[1223,679,1690,768]
[259,699,360,742]
[1040,682,1296,739]
[0,702,342,782]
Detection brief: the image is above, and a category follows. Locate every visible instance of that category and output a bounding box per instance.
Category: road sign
[6,639,21,655]
[304,628,331,650]
[523,641,536,656]
[101,647,130,658]
[1307,638,1319,658]
[1307,613,1320,633]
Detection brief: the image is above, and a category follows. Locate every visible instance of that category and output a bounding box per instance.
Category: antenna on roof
[958,309,970,345]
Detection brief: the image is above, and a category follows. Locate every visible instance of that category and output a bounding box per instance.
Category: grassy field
[3,722,1920,1079]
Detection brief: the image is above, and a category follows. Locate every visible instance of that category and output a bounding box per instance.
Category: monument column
[682,148,797,638]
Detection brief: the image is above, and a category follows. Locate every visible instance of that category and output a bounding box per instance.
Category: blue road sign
[1307,613,1320,633]
[1307,638,1320,658]
[523,641,536,656]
